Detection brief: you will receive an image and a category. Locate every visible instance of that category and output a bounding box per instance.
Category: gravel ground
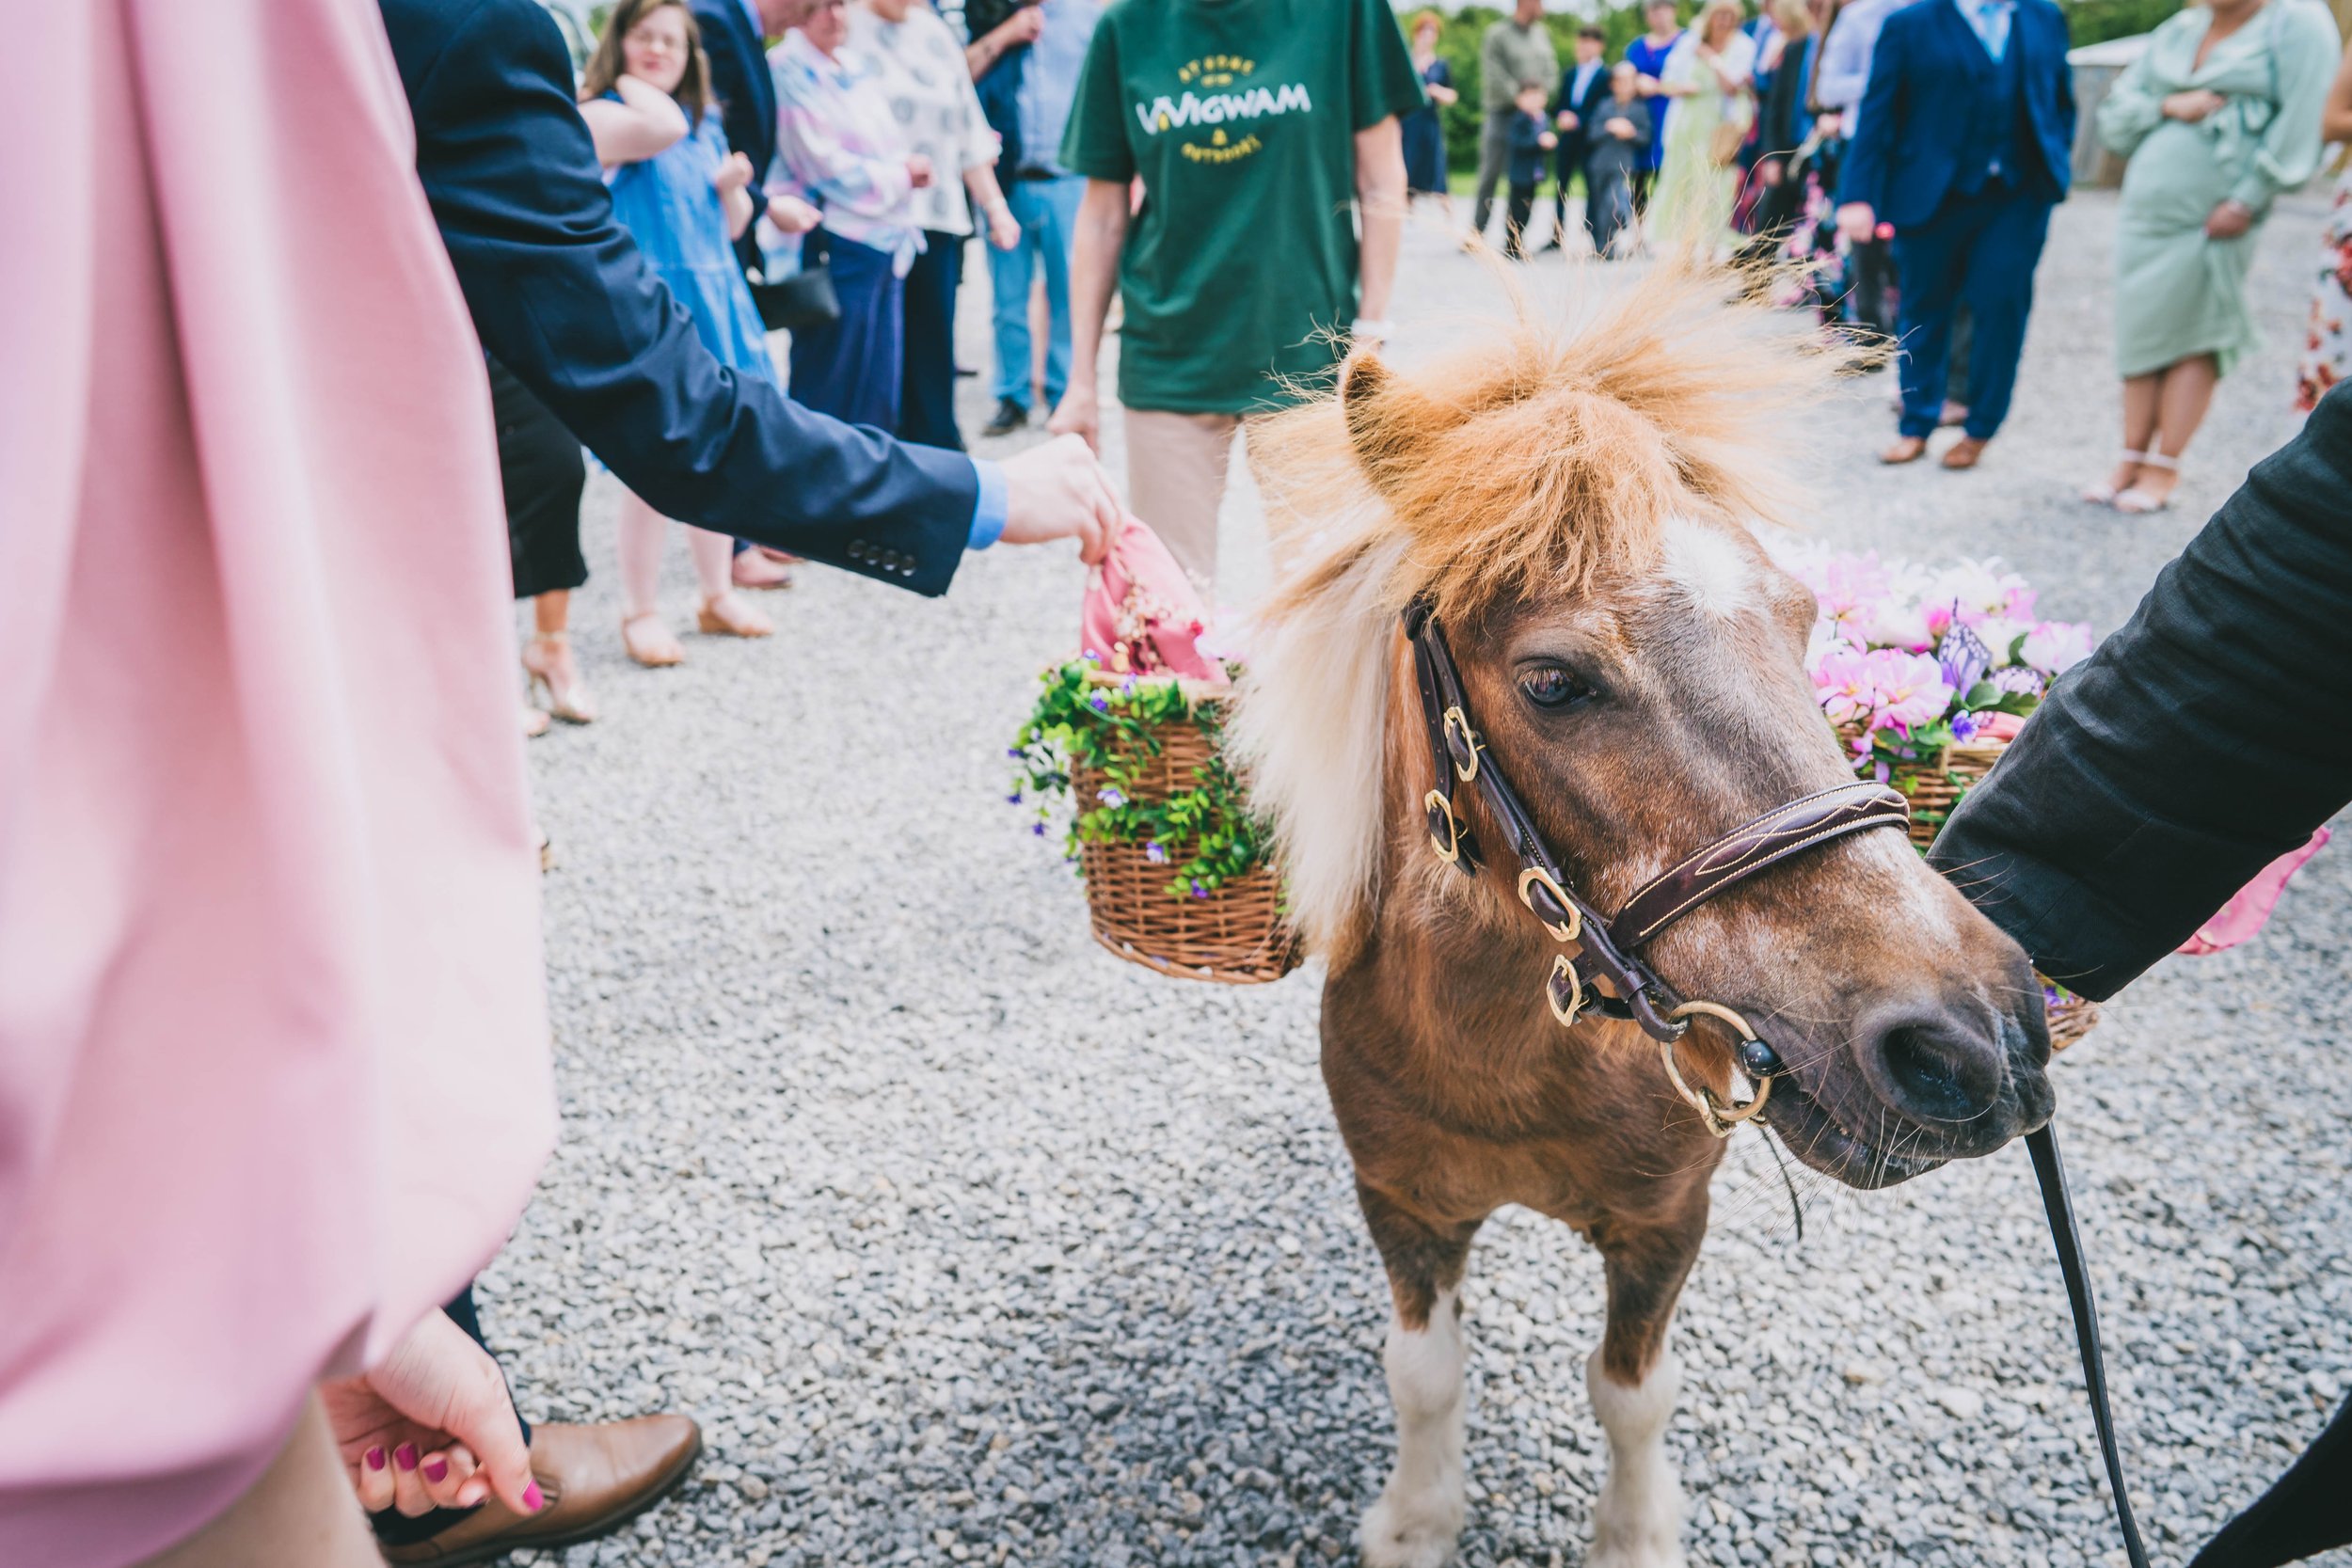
[487,187,2352,1568]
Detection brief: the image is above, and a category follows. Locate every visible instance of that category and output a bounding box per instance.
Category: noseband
[1404,604,1912,1135]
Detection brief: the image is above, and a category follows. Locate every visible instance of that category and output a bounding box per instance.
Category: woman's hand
[2162,88,2227,122]
[713,150,754,195]
[320,1310,540,1520]
[2204,198,2254,239]
[1426,82,1458,106]
[905,153,935,189]
[1046,383,1100,453]
[983,201,1021,250]
[767,193,823,234]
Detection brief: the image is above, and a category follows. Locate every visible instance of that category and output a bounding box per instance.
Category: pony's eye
[1518,664,1590,709]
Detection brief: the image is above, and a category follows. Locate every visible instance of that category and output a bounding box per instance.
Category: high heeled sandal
[2114,451,2179,514]
[523,631,598,723]
[2080,450,2147,506]
[695,593,773,639]
[621,612,685,668]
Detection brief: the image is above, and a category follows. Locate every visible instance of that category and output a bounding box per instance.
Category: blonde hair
[1699,0,1746,46]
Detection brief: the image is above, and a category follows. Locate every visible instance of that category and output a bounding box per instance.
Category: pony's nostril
[1869,1012,2002,1126]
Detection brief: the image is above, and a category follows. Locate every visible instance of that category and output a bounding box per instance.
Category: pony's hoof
[1358,1490,1462,1568]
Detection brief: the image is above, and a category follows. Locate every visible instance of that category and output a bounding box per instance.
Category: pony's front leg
[1583,1201,1709,1568]
[1355,1183,1484,1568]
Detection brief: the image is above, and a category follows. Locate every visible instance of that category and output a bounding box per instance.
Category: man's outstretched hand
[996,434,1120,564]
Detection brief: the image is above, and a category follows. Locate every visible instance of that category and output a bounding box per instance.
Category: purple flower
[1097,787,1127,808]
[1082,649,1103,664]
[1937,622,1992,697]
[1950,711,1979,743]
[1190,879,1209,899]
[1145,841,1168,863]
[1007,792,1024,804]
[1006,747,1025,758]
[1089,694,1110,713]
[1031,823,1047,837]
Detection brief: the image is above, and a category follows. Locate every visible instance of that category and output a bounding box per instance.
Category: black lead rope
[2027,1124,2154,1568]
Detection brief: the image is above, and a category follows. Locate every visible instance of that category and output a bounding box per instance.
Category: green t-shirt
[1059,0,1425,415]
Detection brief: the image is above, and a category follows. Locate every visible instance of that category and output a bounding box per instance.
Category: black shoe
[980,399,1028,437]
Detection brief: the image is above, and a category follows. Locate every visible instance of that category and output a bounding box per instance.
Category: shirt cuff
[968,457,1009,550]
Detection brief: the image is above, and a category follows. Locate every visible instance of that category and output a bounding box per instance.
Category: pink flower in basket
[2021,620,2095,675]
[1862,649,1952,734]
[1812,647,1879,726]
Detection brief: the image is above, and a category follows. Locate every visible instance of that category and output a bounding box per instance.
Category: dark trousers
[899,230,965,451]
[1629,163,1657,216]
[787,231,904,432]
[1587,166,1635,258]
[1889,183,2052,440]
[1471,109,1516,234]
[487,356,586,600]
[1504,181,1539,260]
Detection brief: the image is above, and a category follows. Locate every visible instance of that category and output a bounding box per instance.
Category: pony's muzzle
[1851,992,2019,1144]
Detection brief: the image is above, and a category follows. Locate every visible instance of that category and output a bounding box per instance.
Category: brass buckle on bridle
[1424,789,1466,863]
[1545,953,1585,1027]
[1661,1000,1773,1138]
[1515,866,1581,944]
[1441,706,1481,783]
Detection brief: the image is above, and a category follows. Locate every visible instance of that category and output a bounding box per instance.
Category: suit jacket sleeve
[1835,9,1903,214]
[1930,388,2352,999]
[399,0,975,595]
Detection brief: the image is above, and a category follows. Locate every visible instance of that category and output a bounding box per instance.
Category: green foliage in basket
[1009,661,1274,901]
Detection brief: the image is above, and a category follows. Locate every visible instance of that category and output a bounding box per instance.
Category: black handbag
[748,230,840,333]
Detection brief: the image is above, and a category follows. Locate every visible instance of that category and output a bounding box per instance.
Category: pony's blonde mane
[1230,262,1849,961]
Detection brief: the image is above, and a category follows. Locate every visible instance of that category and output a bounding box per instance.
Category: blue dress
[1402,58,1451,195]
[605,105,774,382]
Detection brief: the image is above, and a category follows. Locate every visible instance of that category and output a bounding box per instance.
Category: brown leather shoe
[1879,436,1929,465]
[381,1415,702,1565]
[1940,436,1990,469]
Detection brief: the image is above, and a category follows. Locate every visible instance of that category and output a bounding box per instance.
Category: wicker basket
[1848,725,2102,1050]
[1072,678,1300,986]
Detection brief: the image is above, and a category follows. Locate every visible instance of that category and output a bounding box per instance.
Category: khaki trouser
[138,1396,383,1568]
[1123,407,1250,596]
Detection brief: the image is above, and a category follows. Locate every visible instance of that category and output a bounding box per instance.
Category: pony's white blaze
[1659,516,1757,620]
[1227,530,1409,956]
[1359,1289,1469,1568]
[1586,1347,1688,1568]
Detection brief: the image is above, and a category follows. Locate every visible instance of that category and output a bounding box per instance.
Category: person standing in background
[1050,0,1422,593]
[1504,84,1560,258]
[851,0,1024,452]
[1810,0,1902,342]
[2082,0,2340,512]
[2296,40,2352,413]
[969,0,1104,438]
[580,0,780,664]
[1473,0,1559,244]
[1740,0,1818,264]
[1650,0,1757,250]
[1584,60,1655,255]
[1625,0,1685,214]
[498,358,598,729]
[1549,25,1612,251]
[1836,0,2076,470]
[1404,11,1461,220]
[688,0,808,589]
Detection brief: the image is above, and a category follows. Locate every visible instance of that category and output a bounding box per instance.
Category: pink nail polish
[364,1448,387,1472]
[394,1444,419,1472]
[423,1458,449,1484]
[523,1481,546,1513]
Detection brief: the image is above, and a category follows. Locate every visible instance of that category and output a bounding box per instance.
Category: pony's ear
[1338,351,1416,498]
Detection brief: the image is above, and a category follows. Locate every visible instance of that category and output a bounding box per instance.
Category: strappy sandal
[2114,451,2179,514]
[621,612,685,668]
[521,705,551,739]
[2080,450,2146,506]
[523,630,597,722]
[695,591,772,640]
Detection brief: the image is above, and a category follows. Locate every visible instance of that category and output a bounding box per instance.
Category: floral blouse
[845,3,1000,238]
[770,27,923,274]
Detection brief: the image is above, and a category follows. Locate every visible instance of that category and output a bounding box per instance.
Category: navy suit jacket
[380,0,975,594]
[691,0,775,232]
[1836,0,2075,230]
[1551,59,1612,181]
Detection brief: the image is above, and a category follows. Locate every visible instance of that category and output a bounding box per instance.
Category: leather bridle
[1404,602,1912,1135]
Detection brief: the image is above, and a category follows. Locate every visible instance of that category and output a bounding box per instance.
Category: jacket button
[848,542,868,562]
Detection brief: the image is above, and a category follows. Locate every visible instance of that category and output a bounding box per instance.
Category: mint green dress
[2095,0,2341,379]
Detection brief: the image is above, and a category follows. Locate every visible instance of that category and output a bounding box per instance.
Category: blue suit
[1838,0,2075,441]
[690,0,776,268]
[380,0,979,595]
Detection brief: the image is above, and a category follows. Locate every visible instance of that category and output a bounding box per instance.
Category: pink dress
[0,2,557,1563]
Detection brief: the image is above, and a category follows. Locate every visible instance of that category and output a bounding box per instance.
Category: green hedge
[1408,1,2183,177]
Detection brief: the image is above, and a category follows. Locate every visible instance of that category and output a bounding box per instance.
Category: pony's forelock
[1233,261,1848,955]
